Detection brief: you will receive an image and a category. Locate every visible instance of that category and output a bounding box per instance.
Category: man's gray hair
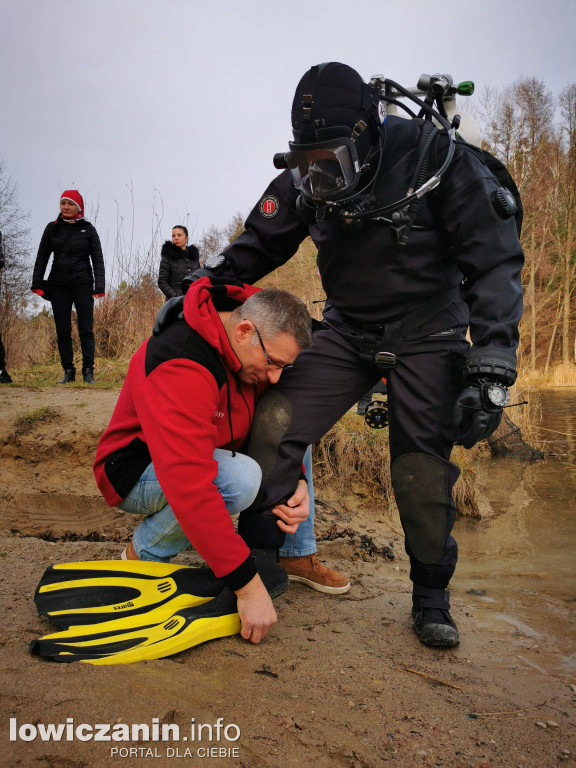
[234,289,312,350]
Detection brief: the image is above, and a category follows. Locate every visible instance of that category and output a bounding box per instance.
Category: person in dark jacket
[31,190,105,384]
[181,62,524,648]
[158,225,200,299]
[0,230,13,384]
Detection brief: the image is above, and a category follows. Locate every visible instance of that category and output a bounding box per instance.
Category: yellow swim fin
[30,588,240,665]
[34,561,225,628]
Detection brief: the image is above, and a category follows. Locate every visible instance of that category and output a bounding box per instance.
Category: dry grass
[13,358,129,388]
[93,274,163,360]
[13,405,61,435]
[6,276,163,370]
[257,238,324,321]
[519,362,576,389]
[503,382,543,447]
[314,411,395,504]
[314,411,486,519]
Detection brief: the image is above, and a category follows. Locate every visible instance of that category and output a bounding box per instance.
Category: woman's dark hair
[172,225,188,237]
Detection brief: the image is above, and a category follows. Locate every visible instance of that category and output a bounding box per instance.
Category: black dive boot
[58,368,76,384]
[82,367,95,384]
[0,369,13,383]
[412,585,460,648]
[251,549,289,599]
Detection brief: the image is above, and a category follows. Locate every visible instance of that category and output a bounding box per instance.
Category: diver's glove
[181,268,217,295]
[451,380,505,448]
[152,296,185,336]
[180,251,239,295]
[181,260,244,296]
[451,350,517,449]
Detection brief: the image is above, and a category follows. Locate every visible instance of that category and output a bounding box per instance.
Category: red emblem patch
[259,195,279,218]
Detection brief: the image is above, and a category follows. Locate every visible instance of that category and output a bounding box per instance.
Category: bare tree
[197,224,227,266]
[557,84,576,363]
[0,160,33,350]
[223,212,245,244]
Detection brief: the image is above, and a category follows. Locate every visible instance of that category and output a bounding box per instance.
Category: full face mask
[274,63,464,235]
[275,63,383,205]
[285,137,362,201]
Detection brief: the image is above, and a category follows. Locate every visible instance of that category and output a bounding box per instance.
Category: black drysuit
[222,116,524,590]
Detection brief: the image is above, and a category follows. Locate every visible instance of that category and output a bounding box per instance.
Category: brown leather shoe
[279,553,350,594]
[120,539,139,560]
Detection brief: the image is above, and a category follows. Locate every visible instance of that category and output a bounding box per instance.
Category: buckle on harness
[374,351,397,368]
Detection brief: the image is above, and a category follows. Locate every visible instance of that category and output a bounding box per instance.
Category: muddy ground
[0,386,574,768]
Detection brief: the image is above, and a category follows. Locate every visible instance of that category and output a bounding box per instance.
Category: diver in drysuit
[183,62,524,647]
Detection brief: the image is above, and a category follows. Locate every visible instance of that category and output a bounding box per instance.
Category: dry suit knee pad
[391,453,450,565]
[245,390,293,487]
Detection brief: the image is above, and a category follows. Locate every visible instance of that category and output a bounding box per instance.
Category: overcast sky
[1,0,575,282]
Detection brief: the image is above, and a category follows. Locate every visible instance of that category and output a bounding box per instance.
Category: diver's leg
[387,330,468,646]
[239,324,379,550]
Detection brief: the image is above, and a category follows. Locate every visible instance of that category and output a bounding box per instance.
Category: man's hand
[271,478,309,534]
[235,574,277,644]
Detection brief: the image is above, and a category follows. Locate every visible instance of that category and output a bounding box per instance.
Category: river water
[454,389,576,675]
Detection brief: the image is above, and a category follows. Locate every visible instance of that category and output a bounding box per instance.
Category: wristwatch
[482,380,510,410]
[205,253,226,271]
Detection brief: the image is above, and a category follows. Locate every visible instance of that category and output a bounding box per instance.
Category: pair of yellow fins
[31,561,241,665]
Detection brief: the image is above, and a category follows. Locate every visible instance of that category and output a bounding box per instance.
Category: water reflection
[455,389,576,674]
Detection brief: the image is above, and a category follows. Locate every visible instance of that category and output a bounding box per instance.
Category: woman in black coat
[31,190,105,384]
[158,225,200,299]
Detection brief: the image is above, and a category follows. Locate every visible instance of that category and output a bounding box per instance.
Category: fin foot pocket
[34,561,225,628]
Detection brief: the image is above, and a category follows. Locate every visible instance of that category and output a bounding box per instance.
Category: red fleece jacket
[93,279,262,586]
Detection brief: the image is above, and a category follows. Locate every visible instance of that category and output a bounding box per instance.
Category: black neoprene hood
[291,62,378,143]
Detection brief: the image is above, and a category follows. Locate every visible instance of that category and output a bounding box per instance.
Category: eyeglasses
[252,324,294,370]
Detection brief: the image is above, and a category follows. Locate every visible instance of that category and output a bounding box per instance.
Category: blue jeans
[119,449,262,562]
[119,447,317,561]
[280,445,316,557]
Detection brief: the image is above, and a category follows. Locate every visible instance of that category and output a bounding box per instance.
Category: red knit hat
[60,190,84,219]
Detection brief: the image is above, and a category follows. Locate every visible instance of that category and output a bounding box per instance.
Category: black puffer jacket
[158,241,200,299]
[32,217,105,293]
